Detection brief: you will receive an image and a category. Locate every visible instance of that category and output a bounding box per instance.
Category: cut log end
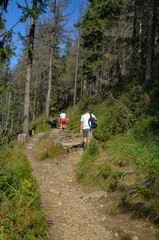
[18,134,27,145]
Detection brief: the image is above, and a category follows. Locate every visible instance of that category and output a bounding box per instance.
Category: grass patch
[31,115,51,134]
[105,130,159,177]
[0,143,49,239]
[33,137,63,160]
[77,141,111,188]
[70,79,159,219]
[66,107,83,132]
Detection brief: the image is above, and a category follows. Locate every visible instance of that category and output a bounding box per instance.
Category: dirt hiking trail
[26,128,159,240]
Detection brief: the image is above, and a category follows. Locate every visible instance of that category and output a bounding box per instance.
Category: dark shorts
[83,129,92,140]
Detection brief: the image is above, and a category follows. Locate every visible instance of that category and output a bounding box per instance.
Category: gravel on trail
[26,129,159,240]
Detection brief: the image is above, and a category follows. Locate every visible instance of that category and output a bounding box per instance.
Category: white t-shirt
[60,113,66,119]
[81,113,95,130]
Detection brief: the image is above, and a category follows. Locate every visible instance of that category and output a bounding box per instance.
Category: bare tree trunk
[145,0,155,81]
[23,63,32,135]
[83,79,86,98]
[89,84,92,98]
[46,34,53,118]
[5,92,11,131]
[138,18,142,67]
[80,79,83,99]
[132,0,137,71]
[23,2,36,135]
[33,74,39,121]
[73,1,84,107]
[73,35,80,109]
[38,72,44,113]
[45,0,57,118]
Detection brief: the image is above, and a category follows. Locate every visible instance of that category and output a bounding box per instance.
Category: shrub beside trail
[68,80,159,223]
[33,137,64,161]
[0,143,49,239]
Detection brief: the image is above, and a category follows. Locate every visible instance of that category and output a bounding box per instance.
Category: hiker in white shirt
[59,110,66,130]
[80,108,97,147]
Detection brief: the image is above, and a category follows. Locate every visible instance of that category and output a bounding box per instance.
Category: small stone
[98,216,107,222]
[131,236,139,240]
[50,189,60,195]
[88,190,107,200]
[115,233,119,237]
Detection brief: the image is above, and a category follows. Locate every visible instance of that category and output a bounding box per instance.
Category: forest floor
[25,128,159,240]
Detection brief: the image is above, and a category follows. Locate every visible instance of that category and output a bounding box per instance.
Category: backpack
[88,113,98,129]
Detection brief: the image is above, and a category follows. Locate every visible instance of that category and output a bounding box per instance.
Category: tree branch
[0,18,21,38]
[24,0,29,9]
[8,35,28,46]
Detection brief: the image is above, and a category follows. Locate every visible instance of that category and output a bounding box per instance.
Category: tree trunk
[80,78,83,99]
[138,18,142,67]
[23,2,36,135]
[18,134,27,145]
[45,0,56,118]
[73,34,80,109]
[5,91,11,131]
[145,0,155,81]
[33,74,39,121]
[132,0,137,71]
[46,35,53,118]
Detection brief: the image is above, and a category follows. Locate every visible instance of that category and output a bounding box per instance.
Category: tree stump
[18,134,27,145]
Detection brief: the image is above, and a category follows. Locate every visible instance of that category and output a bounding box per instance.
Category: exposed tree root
[119,170,137,182]
[113,178,154,211]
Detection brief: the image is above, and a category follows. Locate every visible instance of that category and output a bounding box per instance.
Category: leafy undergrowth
[33,136,64,160]
[77,141,112,188]
[106,131,159,178]
[73,79,159,224]
[77,134,159,224]
[31,115,52,134]
[77,140,130,192]
[105,131,159,224]
[66,99,89,132]
[0,143,49,239]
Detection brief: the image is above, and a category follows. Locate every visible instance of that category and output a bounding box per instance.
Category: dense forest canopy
[0,0,159,143]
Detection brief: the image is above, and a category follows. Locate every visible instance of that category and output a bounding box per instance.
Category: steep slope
[25,128,159,240]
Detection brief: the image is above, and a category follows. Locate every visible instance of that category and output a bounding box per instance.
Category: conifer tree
[22,0,47,135]
[45,0,71,117]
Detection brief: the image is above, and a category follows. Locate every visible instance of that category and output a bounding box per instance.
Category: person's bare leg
[83,137,87,143]
[82,137,87,149]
